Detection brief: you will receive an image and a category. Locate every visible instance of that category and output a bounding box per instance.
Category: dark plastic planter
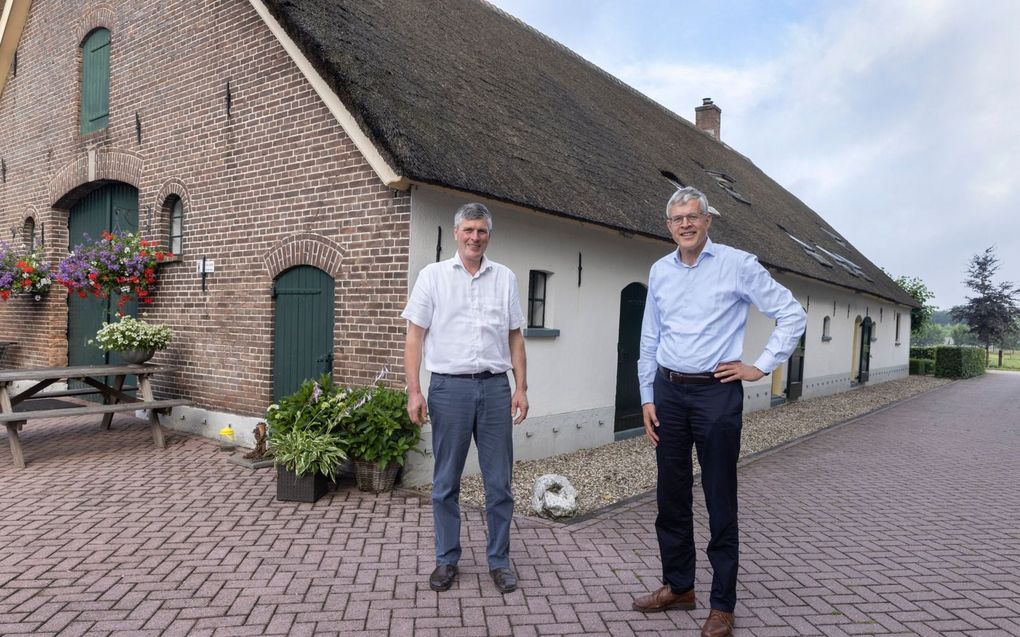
[276,466,328,502]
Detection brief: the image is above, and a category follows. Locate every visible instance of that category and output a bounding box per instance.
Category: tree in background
[912,321,947,346]
[894,275,936,335]
[949,323,980,347]
[951,246,1020,359]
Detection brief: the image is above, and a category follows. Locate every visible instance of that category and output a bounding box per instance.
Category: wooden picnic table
[0,363,189,469]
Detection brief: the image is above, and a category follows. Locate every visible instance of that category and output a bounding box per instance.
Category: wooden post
[137,375,166,449]
[100,374,126,430]
[1,384,26,468]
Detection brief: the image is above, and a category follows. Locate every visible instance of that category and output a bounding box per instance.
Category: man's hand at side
[642,403,659,447]
[407,389,428,426]
[511,389,529,425]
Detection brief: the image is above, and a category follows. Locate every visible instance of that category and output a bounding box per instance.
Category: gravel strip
[415,375,950,518]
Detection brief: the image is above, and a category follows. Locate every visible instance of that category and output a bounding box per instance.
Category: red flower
[143,297,154,304]
[1,290,9,300]
[155,253,165,262]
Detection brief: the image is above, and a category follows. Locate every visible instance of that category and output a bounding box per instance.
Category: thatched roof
[259,0,915,306]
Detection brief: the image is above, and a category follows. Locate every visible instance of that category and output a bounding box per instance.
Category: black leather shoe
[429,564,458,591]
[490,567,518,593]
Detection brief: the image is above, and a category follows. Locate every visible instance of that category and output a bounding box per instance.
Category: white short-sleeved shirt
[402,254,525,374]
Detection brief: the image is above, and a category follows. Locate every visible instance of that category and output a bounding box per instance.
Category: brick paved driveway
[1,372,1018,636]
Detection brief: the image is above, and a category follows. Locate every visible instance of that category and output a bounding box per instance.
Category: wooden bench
[0,363,189,469]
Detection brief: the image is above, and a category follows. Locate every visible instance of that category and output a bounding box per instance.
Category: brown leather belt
[659,366,720,384]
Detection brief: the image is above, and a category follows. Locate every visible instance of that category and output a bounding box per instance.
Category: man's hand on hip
[642,403,659,447]
[714,361,766,383]
[407,389,428,426]
[511,389,529,425]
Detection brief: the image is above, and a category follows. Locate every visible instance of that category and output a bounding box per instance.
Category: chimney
[695,97,721,140]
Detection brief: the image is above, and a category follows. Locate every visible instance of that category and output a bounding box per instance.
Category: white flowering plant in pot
[90,316,172,364]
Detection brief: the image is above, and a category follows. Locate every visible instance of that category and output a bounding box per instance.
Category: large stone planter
[116,349,155,364]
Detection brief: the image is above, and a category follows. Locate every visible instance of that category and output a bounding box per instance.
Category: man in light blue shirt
[632,187,806,637]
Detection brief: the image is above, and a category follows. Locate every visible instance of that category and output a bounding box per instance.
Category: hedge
[910,346,938,360]
[909,358,935,375]
[934,346,985,379]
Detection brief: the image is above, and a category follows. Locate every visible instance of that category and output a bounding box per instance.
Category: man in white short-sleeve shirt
[403,202,528,595]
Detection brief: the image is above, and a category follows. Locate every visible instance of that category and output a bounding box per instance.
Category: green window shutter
[80,28,111,134]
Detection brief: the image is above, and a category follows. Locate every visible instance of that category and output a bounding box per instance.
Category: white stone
[531,474,578,519]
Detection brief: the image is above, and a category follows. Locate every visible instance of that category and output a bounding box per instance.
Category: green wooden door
[67,184,139,393]
[272,266,335,402]
[614,282,647,433]
[786,334,806,401]
[858,318,873,383]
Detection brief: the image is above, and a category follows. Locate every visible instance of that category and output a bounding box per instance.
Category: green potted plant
[270,427,348,502]
[91,316,172,364]
[344,385,423,493]
[266,375,360,501]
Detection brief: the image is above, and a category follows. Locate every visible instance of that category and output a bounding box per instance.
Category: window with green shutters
[80,28,110,134]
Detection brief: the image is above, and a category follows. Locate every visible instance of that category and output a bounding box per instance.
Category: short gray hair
[454,203,493,231]
[665,187,709,219]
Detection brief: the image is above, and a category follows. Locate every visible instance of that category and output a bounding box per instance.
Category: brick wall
[0,0,411,414]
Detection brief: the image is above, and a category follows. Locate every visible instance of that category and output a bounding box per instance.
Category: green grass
[988,349,1020,371]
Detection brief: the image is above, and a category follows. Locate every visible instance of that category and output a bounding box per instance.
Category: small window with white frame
[167,196,184,255]
[22,217,35,252]
[895,312,902,344]
[822,316,832,341]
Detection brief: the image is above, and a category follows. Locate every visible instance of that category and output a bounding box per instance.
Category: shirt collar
[672,237,716,268]
[452,253,491,274]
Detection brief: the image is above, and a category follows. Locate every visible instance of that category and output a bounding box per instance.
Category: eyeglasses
[666,213,706,226]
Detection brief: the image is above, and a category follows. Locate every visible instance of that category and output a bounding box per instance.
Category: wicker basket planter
[353,459,399,493]
[276,466,329,502]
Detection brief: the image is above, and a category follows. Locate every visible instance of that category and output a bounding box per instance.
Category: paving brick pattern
[2,373,1018,636]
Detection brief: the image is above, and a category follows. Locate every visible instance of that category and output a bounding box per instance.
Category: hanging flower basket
[56,231,172,308]
[0,243,52,302]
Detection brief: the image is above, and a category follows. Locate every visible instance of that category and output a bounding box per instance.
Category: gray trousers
[428,372,514,570]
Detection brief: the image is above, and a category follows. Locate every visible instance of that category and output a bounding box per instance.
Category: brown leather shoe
[701,609,734,637]
[631,584,696,613]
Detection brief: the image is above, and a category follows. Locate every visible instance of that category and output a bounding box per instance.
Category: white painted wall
[399,185,912,485]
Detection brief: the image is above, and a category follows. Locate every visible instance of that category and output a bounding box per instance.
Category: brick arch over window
[73,5,116,46]
[263,234,346,281]
[48,148,143,209]
[154,179,192,212]
[20,205,39,233]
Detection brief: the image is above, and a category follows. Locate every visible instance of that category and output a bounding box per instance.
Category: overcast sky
[488,0,1020,310]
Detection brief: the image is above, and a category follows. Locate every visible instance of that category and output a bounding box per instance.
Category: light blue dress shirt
[638,238,807,404]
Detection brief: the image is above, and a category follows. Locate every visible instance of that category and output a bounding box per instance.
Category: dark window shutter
[80,28,111,134]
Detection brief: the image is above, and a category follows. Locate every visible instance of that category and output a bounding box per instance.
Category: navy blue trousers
[653,372,743,612]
